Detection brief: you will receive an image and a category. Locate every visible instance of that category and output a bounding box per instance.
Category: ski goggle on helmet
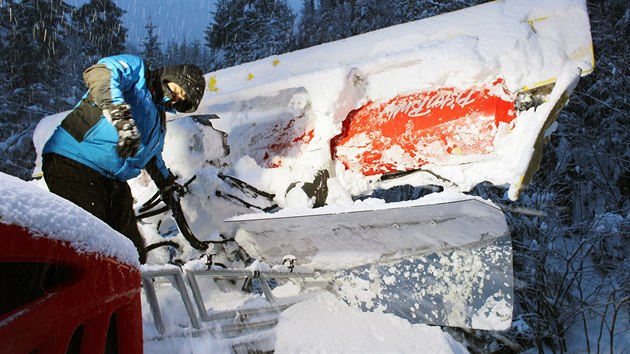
[159,64,206,113]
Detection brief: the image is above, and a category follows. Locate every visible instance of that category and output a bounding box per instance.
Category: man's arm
[82,55,146,158]
[82,54,146,112]
[145,155,171,190]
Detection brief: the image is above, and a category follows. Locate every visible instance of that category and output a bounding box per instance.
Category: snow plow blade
[334,235,512,330]
[228,194,513,330]
[228,195,507,270]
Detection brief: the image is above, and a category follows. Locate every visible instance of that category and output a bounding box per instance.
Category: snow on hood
[0,173,140,268]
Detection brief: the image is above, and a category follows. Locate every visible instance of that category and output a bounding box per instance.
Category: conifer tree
[292,0,316,50]
[142,18,163,68]
[71,0,127,58]
[205,0,294,68]
[188,39,204,67]
[0,0,70,88]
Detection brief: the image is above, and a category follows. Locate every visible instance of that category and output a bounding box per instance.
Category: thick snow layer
[0,173,140,267]
[197,1,592,97]
[274,292,468,353]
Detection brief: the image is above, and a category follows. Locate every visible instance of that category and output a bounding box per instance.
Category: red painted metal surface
[0,223,142,354]
[331,79,517,175]
[248,117,315,168]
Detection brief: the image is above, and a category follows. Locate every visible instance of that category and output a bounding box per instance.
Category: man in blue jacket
[42,54,206,264]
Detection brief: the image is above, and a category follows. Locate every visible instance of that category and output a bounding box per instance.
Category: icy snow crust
[0,173,140,267]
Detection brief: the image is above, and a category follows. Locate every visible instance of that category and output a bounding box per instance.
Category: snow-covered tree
[0,0,77,179]
[0,0,71,88]
[292,0,482,51]
[205,0,295,69]
[71,0,127,58]
[142,18,162,68]
[161,38,212,72]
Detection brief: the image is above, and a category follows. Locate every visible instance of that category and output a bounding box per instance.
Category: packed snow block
[0,223,143,354]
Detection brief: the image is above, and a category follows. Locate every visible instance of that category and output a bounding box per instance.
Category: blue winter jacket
[43,54,170,182]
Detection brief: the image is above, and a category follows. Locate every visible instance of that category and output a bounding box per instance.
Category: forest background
[0,0,628,352]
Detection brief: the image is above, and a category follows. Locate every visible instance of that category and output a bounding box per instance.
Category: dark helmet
[157,64,205,113]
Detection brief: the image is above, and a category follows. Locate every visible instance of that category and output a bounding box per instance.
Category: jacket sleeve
[145,155,172,190]
[82,55,147,112]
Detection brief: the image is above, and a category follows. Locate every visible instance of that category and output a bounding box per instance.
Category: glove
[160,172,186,208]
[110,103,141,158]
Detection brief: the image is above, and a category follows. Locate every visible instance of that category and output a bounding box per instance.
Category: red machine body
[0,223,143,354]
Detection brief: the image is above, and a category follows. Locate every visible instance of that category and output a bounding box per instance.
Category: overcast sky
[65,0,302,48]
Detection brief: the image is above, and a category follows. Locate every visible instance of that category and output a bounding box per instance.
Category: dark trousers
[42,153,146,263]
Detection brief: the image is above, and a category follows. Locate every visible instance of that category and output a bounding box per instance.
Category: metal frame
[141,268,201,335]
[141,266,316,336]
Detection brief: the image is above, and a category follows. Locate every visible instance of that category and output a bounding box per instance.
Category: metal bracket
[142,266,316,337]
[141,268,201,335]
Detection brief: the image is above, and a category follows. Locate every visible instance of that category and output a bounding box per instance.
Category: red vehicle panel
[0,223,142,354]
[331,79,517,175]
